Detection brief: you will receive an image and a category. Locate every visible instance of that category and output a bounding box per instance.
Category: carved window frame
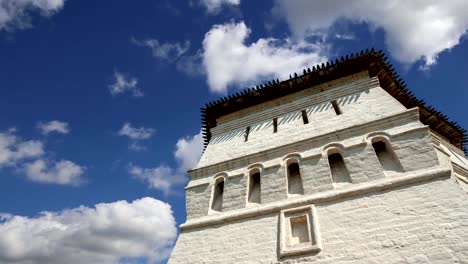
[279,205,321,258]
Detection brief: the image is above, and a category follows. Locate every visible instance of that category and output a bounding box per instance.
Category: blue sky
[0,0,467,263]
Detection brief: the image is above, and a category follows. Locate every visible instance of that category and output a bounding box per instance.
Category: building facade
[168,50,468,263]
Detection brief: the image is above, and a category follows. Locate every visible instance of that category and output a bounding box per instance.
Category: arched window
[328,152,351,184]
[211,178,224,212]
[248,169,261,204]
[287,160,304,195]
[372,139,403,173]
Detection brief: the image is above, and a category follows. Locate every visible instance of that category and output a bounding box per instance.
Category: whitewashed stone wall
[197,72,407,168]
[185,119,439,220]
[169,71,468,263]
[170,178,468,263]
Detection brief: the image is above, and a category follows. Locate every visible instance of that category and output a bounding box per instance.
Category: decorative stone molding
[180,166,450,231]
[321,142,346,156]
[185,124,433,190]
[279,205,321,258]
[282,152,303,162]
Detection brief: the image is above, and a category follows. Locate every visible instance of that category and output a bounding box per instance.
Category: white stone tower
[168,50,468,263]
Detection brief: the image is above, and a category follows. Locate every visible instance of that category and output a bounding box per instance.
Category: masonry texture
[168,53,468,263]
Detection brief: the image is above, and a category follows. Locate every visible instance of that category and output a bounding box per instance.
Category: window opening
[328,153,351,184]
[287,162,304,195]
[248,171,261,204]
[331,100,342,115]
[211,180,224,212]
[244,126,250,142]
[372,141,403,173]
[301,110,309,124]
[273,118,278,133]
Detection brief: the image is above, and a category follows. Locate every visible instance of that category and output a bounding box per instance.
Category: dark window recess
[372,141,404,172]
[273,118,278,133]
[331,100,342,115]
[301,110,309,124]
[287,162,304,195]
[248,172,261,204]
[211,180,224,211]
[244,126,251,142]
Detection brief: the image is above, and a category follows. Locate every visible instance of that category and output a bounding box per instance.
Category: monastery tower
[168,50,468,263]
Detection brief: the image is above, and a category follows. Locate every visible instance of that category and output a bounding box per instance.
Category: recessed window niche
[372,139,404,173]
[286,160,304,195]
[328,152,351,186]
[248,169,261,204]
[279,205,321,258]
[211,178,224,212]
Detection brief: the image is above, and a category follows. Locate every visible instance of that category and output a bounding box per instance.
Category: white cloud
[0,0,65,31]
[24,159,84,185]
[175,50,205,77]
[37,120,70,135]
[174,131,204,172]
[109,71,143,98]
[118,123,154,140]
[274,0,468,67]
[200,0,240,13]
[118,123,155,152]
[202,21,327,93]
[0,197,177,264]
[128,141,146,152]
[129,165,186,196]
[130,130,203,195]
[0,128,84,185]
[133,37,204,77]
[132,38,190,62]
[0,129,44,168]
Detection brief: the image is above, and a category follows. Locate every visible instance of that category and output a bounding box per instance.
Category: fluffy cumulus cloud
[0,129,44,168]
[174,131,204,172]
[0,197,177,264]
[0,128,85,185]
[109,71,143,98]
[202,21,327,93]
[0,0,65,31]
[130,131,203,195]
[200,0,240,13]
[37,120,70,135]
[24,159,84,185]
[274,0,468,67]
[132,38,190,62]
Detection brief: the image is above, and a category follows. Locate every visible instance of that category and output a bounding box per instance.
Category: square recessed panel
[289,215,310,246]
[279,205,321,258]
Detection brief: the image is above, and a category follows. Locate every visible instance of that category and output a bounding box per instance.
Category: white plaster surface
[169,72,468,263]
[170,178,468,263]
